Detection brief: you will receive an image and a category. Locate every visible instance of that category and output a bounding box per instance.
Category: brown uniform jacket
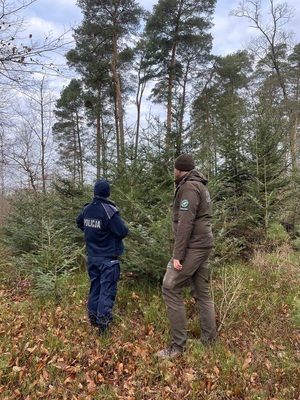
[172,169,214,261]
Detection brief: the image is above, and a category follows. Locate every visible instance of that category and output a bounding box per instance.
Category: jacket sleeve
[76,203,90,231]
[76,212,84,231]
[109,213,129,239]
[101,202,129,239]
[173,186,199,260]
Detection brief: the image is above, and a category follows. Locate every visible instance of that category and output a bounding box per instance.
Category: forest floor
[0,248,299,400]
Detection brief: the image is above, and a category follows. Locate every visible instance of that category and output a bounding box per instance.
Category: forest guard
[155,154,217,359]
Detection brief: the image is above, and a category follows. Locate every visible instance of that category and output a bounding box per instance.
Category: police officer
[155,154,217,359]
[76,179,128,336]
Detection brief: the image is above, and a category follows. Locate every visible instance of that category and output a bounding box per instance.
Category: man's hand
[173,259,183,271]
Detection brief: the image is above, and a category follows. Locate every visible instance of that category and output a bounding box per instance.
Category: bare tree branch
[0,0,73,83]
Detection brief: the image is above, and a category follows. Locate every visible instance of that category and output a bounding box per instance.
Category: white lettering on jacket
[84,219,101,229]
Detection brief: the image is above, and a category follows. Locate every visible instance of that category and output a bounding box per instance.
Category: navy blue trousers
[87,257,120,326]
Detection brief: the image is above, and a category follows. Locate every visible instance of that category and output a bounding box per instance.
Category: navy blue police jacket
[76,197,129,258]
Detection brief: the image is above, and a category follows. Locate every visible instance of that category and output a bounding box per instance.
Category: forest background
[0,0,300,399]
[1,0,300,277]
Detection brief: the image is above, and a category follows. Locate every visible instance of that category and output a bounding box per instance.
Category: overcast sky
[20,0,300,104]
[12,0,300,131]
[23,0,300,57]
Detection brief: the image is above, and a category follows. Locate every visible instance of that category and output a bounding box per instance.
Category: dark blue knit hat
[94,179,111,198]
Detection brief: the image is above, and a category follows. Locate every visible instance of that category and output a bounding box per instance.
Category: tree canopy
[1,0,300,256]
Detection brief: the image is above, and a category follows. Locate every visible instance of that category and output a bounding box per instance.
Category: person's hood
[176,169,208,187]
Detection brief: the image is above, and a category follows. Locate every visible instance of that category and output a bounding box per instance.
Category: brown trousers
[162,248,217,350]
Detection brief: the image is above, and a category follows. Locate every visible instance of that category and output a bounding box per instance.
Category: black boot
[90,315,98,328]
[98,324,109,338]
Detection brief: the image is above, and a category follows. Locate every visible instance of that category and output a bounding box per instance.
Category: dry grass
[0,250,299,400]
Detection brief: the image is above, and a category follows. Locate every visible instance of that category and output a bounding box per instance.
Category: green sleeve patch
[180,199,189,210]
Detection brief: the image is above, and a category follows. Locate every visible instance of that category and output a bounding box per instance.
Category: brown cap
[174,154,195,171]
